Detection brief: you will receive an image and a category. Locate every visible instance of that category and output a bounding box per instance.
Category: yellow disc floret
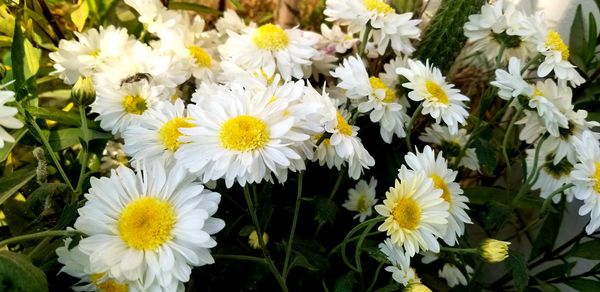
[546,30,570,60]
[356,195,369,213]
[252,24,289,51]
[90,274,128,292]
[118,197,176,250]
[593,162,600,193]
[159,118,195,151]
[364,0,395,14]
[122,95,147,115]
[431,174,452,204]
[392,198,421,230]
[425,80,449,104]
[219,115,270,151]
[336,112,353,136]
[187,45,212,68]
[369,77,396,103]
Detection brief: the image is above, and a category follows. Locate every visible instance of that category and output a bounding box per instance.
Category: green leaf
[566,279,600,291]
[536,281,561,292]
[0,251,48,292]
[464,186,542,208]
[0,165,36,206]
[10,11,25,93]
[43,128,111,150]
[290,253,319,272]
[473,138,497,173]
[334,271,355,292]
[535,261,576,280]
[314,197,337,224]
[566,240,600,259]
[230,0,241,8]
[71,0,90,31]
[587,12,598,64]
[23,38,40,80]
[364,246,388,264]
[570,5,587,70]
[55,202,79,230]
[530,200,565,261]
[507,252,528,292]
[168,2,221,15]
[26,106,101,129]
[0,128,28,162]
[27,183,68,214]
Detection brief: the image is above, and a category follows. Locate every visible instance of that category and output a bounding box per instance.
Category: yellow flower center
[187,45,212,68]
[356,195,369,213]
[425,80,449,105]
[593,162,600,193]
[546,30,569,60]
[431,174,452,204]
[369,77,396,103]
[252,24,289,51]
[336,112,353,136]
[90,274,128,292]
[363,0,395,14]
[118,197,176,250]
[248,230,269,250]
[533,86,543,97]
[219,115,270,151]
[392,198,421,230]
[122,95,147,115]
[159,117,195,152]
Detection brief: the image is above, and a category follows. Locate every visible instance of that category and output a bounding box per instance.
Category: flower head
[480,238,510,263]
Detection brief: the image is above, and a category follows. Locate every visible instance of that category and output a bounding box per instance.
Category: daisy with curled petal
[439,264,472,287]
[378,238,417,286]
[375,167,449,256]
[0,89,24,149]
[419,124,480,172]
[319,23,357,54]
[123,99,194,165]
[526,145,574,204]
[490,57,533,101]
[570,130,600,234]
[219,23,318,81]
[396,59,469,135]
[521,79,570,138]
[535,25,585,87]
[74,163,225,291]
[343,177,378,222]
[91,80,168,135]
[403,146,472,246]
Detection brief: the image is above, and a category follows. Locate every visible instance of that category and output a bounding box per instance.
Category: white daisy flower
[313,136,345,170]
[124,0,182,37]
[419,124,480,172]
[403,146,472,246]
[0,89,24,149]
[370,12,421,55]
[490,57,533,100]
[570,130,600,234]
[396,59,469,134]
[219,23,318,81]
[521,79,570,138]
[74,163,225,290]
[378,238,417,286]
[543,110,600,165]
[319,23,357,54]
[375,167,449,256]
[439,264,472,287]
[342,177,378,222]
[535,28,585,87]
[123,99,193,165]
[526,145,574,203]
[91,80,168,135]
[49,26,136,84]
[215,9,255,36]
[56,237,129,292]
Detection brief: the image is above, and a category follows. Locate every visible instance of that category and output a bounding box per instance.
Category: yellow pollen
[90,274,128,292]
[533,86,543,97]
[252,24,289,51]
[356,195,369,213]
[219,115,270,151]
[118,197,176,250]
[425,80,449,104]
[187,45,212,68]
[363,0,395,14]
[122,95,147,115]
[369,77,396,103]
[90,50,100,57]
[336,112,353,136]
[391,198,421,230]
[546,31,570,60]
[431,174,452,204]
[159,118,195,151]
[593,162,600,193]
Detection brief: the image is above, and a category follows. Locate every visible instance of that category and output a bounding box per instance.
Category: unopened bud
[71,76,96,106]
[480,238,510,263]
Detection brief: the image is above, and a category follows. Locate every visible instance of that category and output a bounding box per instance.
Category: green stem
[366,262,384,292]
[359,23,372,58]
[521,54,543,74]
[355,222,375,288]
[75,104,90,199]
[512,135,548,206]
[283,172,303,279]
[502,106,524,183]
[213,254,268,265]
[440,247,478,254]
[405,103,423,152]
[0,230,80,247]
[242,185,288,292]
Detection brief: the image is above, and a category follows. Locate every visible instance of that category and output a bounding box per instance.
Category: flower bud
[405,282,432,292]
[248,229,269,249]
[71,76,96,106]
[480,238,510,263]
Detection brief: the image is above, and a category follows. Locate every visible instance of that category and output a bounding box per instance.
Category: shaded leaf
[507,252,528,292]
[566,278,600,291]
[530,200,565,260]
[10,12,25,93]
[26,106,101,129]
[570,5,587,70]
[314,197,337,224]
[473,138,497,173]
[334,271,355,292]
[364,245,388,264]
[535,261,576,280]
[0,251,48,292]
[0,165,36,206]
[43,128,111,150]
[290,253,319,272]
[0,128,28,162]
[566,240,600,259]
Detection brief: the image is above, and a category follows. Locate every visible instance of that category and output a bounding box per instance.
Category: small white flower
[0,89,24,149]
[526,144,574,203]
[439,264,472,287]
[379,239,417,286]
[342,177,378,222]
[536,29,585,87]
[419,124,480,172]
[490,57,533,100]
[319,23,357,54]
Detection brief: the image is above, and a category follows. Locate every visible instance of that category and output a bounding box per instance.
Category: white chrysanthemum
[379,239,417,286]
[123,99,193,165]
[370,12,420,55]
[535,28,585,87]
[343,177,378,222]
[463,0,537,62]
[419,124,480,172]
[523,79,570,138]
[176,83,310,187]
[216,9,255,35]
[74,163,225,291]
[91,80,168,135]
[490,57,533,100]
[56,237,130,292]
[543,110,600,164]
[396,59,469,134]
[0,89,24,149]
[570,130,600,234]
[439,264,472,287]
[124,0,182,37]
[375,167,449,256]
[526,145,574,203]
[49,26,136,84]
[404,146,472,246]
[219,24,318,81]
[319,23,357,54]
